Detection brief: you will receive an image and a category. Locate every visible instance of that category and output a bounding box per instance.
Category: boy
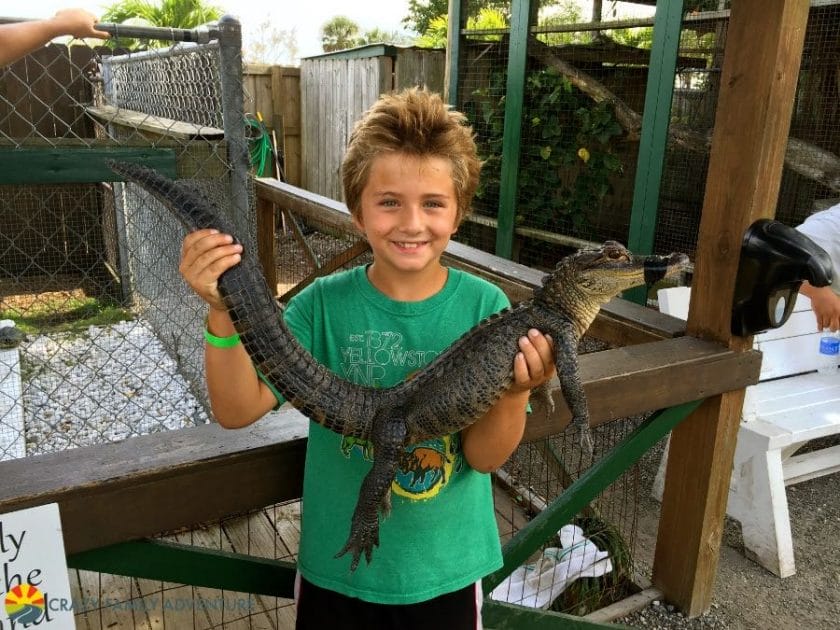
[179,88,555,629]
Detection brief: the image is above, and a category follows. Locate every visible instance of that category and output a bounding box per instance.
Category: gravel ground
[18,318,208,455]
[614,439,840,629]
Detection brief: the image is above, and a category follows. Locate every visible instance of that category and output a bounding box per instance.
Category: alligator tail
[108,161,377,437]
[107,160,240,237]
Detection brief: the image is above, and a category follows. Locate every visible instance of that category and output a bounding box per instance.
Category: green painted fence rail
[0,147,176,184]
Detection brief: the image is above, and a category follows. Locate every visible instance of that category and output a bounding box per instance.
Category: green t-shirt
[269,264,510,604]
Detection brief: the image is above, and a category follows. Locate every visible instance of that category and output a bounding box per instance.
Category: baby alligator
[108,161,688,570]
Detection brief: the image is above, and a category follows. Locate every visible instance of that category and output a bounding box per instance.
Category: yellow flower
[577,147,590,163]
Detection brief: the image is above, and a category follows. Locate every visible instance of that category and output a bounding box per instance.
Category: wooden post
[653,0,810,616]
[271,66,301,186]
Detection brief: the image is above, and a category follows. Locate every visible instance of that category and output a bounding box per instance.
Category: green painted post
[484,399,704,594]
[445,0,463,105]
[625,0,685,304]
[495,0,531,260]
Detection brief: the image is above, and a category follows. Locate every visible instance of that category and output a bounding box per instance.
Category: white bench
[653,286,840,577]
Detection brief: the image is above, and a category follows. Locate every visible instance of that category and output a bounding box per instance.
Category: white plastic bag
[489,524,613,609]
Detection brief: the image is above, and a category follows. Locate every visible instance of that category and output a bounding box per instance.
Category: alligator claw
[335,525,380,572]
[572,416,594,456]
[533,382,555,414]
[579,426,594,455]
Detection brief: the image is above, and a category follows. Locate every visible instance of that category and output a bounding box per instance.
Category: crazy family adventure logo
[4,584,45,624]
[1,504,74,629]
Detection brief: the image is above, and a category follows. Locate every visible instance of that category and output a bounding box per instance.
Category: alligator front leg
[555,324,593,454]
[335,415,407,571]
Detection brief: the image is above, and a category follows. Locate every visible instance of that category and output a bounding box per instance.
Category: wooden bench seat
[654,287,839,577]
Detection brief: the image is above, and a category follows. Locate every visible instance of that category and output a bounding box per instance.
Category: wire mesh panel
[455,2,840,267]
[70,502,300,629]
[0,15,299,629]
[104,44,224,128]
[0,21,249,462]
[455,1,655,267]
[453,2,658,615]
[655,5,840,260]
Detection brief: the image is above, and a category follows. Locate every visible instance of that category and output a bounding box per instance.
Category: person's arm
[180,229,277,428]
[461,329,555,472]
[799,281,840,332]
[0,9,109,66]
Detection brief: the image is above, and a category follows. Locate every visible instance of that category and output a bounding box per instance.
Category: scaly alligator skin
[109,161,689,570]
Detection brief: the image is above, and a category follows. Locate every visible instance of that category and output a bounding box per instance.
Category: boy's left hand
[508,329,555,394]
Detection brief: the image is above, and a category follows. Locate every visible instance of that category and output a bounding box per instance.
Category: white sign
[0,503,74,629]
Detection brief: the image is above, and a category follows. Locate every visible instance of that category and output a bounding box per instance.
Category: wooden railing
[0,178,760,552]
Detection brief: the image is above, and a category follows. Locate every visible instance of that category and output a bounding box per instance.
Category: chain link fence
[0,17,251,461]
[0,16,300,627]
[455,1,656,266]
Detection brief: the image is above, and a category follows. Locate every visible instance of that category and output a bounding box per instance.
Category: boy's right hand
[179,229,243,311]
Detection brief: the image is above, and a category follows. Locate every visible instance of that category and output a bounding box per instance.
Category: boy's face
[353,152,459,281]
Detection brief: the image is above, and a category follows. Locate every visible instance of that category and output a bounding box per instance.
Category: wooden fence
[242,64,301,186]
[299,46,445,200]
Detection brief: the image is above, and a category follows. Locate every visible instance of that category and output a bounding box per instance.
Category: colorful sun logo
[5,583,45,624]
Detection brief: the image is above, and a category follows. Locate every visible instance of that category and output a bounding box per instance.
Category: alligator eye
[606,249,625,260]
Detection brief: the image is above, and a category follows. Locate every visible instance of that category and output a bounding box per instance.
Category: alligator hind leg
[335,416,407,572]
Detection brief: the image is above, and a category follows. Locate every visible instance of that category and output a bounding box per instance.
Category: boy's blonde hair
[341,88,481,226]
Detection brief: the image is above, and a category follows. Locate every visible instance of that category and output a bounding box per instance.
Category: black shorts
[295,574,483,630]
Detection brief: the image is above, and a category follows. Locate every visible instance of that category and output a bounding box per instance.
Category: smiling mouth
[394,241,425,249]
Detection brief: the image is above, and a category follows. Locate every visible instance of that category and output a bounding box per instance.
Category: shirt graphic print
[337,327,464,500]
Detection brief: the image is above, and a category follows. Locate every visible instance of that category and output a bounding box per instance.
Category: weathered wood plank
[0,336,758,561]
[69,569,102,630]
[653,0,810,616]
[299,55,392,200]
[269,502,301,562]
[134,530,213,629]
[86,105,224,139]
[523,336,762,442]
[256,178,689,344]
[271,66,301,186]
[0,409,308,555]
[243,65,273,122]
[74,569,150,629]
[189,525,278,629]
[223,513,294,625]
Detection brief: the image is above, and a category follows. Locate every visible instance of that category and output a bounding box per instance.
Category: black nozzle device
[731,218,833,336]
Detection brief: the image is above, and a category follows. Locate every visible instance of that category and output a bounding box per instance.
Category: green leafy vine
[466,64,624,235]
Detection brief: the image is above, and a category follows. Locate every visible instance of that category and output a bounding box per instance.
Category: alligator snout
[643,253,689,286]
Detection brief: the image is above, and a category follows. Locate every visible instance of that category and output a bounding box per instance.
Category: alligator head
[535,241,689,337]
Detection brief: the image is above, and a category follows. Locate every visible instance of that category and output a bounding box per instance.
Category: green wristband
[204,327,241,348]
